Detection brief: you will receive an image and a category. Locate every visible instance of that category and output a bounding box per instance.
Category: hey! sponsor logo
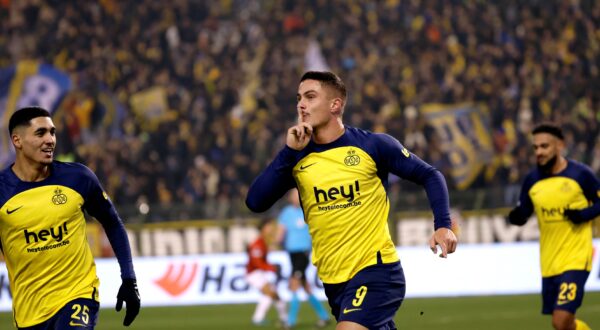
[313,180,360,203]
[24,222,68,244]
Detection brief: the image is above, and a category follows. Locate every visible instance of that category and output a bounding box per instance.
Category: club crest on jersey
[52,187,67,205]
[344,149,360,166]
[560,182,571,192]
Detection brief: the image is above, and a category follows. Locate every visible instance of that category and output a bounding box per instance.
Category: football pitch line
[1,292,599,329]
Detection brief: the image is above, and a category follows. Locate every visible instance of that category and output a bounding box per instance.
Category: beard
[537,154,558,173]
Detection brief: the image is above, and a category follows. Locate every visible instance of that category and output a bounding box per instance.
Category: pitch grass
[2,292,600,329]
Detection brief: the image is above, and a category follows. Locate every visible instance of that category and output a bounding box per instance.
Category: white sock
[253,295,273,323]
[275,299,288,322]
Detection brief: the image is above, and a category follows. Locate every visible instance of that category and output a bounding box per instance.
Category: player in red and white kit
[246,218,288,327]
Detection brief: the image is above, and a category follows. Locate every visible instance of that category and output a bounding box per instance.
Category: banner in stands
[1,240,599,310]
[421,103,493,190]
[0,60,72,168]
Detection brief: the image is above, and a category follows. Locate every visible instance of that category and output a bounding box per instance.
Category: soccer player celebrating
[277,189,330,328]
[246,218,288,327]
[508,123,596,330]
[246,71,457,330]
[0,107,140,329]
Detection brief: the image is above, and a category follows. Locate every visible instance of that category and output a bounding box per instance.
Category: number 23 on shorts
[557,282,577,304]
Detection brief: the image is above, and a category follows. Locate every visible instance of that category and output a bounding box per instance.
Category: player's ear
[556,138,565,152]
[330,97,343,116]
[11,133,22,149]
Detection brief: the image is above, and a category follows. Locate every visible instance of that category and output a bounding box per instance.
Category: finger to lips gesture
[287,122,313,151]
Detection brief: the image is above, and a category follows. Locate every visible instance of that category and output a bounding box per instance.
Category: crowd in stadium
[1,0,599,221]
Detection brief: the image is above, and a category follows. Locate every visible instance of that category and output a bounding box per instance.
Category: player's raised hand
[287,122,313,151]
[429,227,457,258]
[116,278,141,326]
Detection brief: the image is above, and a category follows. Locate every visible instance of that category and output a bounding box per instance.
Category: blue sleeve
[246,146,298,213]
[81,166,136,280]
[577,166,600,220]
[374,134,451,230]
[510,174,535,225]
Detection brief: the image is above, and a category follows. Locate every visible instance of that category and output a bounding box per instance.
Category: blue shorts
[323,261,406,330]
[541,270,590,315]
[19,298,99,330]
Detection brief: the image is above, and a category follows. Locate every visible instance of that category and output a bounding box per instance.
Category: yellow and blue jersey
[0,161,134,327]
[247,126,451,284]
[514,160,598,277]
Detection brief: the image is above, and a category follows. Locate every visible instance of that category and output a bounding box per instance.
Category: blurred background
[2,0,599,222]
[1,0,600,329]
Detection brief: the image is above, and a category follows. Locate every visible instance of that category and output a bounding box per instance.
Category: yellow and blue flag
[0,60,71,167]
[422,103,493,190]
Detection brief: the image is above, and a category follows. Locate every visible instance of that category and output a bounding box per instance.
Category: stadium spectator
[246,71,457,329]
[508,123,597,330]
[0,107,140,328]
[0,1,599,220]
[277,189,330,329]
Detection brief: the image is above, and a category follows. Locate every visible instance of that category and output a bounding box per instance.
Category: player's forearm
[391,151,451,229]
[100,210,136,279]
[246,146,297,212]
[577,202,600,222]
[421,169,452,229]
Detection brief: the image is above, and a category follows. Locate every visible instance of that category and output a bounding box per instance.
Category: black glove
[116,278,140,326]
[507,207,527,226]
[564,209,586,224]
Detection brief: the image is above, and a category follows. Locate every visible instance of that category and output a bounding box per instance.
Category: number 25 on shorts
[70,304,90,327]
[352,286,368,307]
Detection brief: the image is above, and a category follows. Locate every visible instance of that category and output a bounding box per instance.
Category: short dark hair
[532,123,564,140]
[531,123,565,140]
[300,71,347,101]
[8,107,51,135]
